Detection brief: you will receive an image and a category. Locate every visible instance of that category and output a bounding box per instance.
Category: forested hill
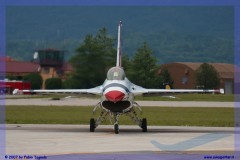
[6,6,234,63]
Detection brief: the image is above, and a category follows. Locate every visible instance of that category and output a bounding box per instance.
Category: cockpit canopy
[107,67,126,80]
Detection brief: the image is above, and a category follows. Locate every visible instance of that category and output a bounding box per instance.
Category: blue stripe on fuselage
[103,83,129,93]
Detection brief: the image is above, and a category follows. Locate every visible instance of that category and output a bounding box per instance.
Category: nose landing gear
[114,124,119,134]
[113,113,120,134]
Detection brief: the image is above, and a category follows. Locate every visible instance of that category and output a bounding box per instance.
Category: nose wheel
[114,124,119,134]
[113,113,120,134]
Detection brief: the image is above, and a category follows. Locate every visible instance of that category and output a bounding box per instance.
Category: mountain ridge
[6,6,234,63]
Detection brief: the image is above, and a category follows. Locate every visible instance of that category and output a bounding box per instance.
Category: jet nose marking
[105,90,125,102]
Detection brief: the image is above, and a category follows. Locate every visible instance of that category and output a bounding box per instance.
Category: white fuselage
[100,78,134,112]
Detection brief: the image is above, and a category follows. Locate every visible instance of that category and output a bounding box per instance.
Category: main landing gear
[90,118,95,132]
[89,115,147,134]
[125,108,148,133]
[89,102,147,134]
[141,118,147,132]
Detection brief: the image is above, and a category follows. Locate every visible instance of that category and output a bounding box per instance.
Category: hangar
[160,62,234,94]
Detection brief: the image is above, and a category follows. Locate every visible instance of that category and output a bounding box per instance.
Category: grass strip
[6,105,234,127]
[6,94,235,102]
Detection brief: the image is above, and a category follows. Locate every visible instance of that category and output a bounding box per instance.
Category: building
[0,56,40,79]
[0,49,73,90]
[34,48,65,89]
[0,57,39,94]
[159,62,234,94]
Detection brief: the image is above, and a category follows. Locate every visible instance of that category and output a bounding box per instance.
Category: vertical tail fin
[116,21,122,67]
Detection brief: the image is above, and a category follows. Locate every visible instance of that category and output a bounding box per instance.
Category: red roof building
[6,61,40,74]
[0,57,40,78]
[1,57,73,86]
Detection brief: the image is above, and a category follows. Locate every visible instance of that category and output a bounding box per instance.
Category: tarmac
[4,97,234,107]
[5,124,238,156]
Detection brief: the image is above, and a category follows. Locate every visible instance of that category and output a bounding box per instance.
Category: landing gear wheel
[114,124,119,134]
[142,118,147,132]
[90,118,95,132]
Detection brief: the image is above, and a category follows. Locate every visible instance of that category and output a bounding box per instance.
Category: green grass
[6,105,235,127]
[135,94,234,102]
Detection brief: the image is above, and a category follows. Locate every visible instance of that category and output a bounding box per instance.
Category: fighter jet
[13,21,224,134]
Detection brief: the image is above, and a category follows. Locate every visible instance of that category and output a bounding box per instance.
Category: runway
[3,98,239,159]
[5,124,237,158]
[4,97,234,107]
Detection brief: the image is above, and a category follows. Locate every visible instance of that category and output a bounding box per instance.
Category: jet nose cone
[105,90,125,102]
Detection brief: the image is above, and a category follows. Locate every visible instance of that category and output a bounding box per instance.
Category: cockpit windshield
[107,67,125,80]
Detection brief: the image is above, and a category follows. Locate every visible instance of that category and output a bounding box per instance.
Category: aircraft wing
[130,84,224,95]
[146,88,224,94]
[13,85,103,95]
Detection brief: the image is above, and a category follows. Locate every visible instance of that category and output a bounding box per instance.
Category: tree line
[63,28,170,89]
[8,28,220,90]
[63,28,220,90]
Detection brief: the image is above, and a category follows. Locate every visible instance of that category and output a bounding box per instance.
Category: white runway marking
[4,98,234,107]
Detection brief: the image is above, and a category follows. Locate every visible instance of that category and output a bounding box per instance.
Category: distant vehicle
[13,21,224,134]
[1,80,31,95]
